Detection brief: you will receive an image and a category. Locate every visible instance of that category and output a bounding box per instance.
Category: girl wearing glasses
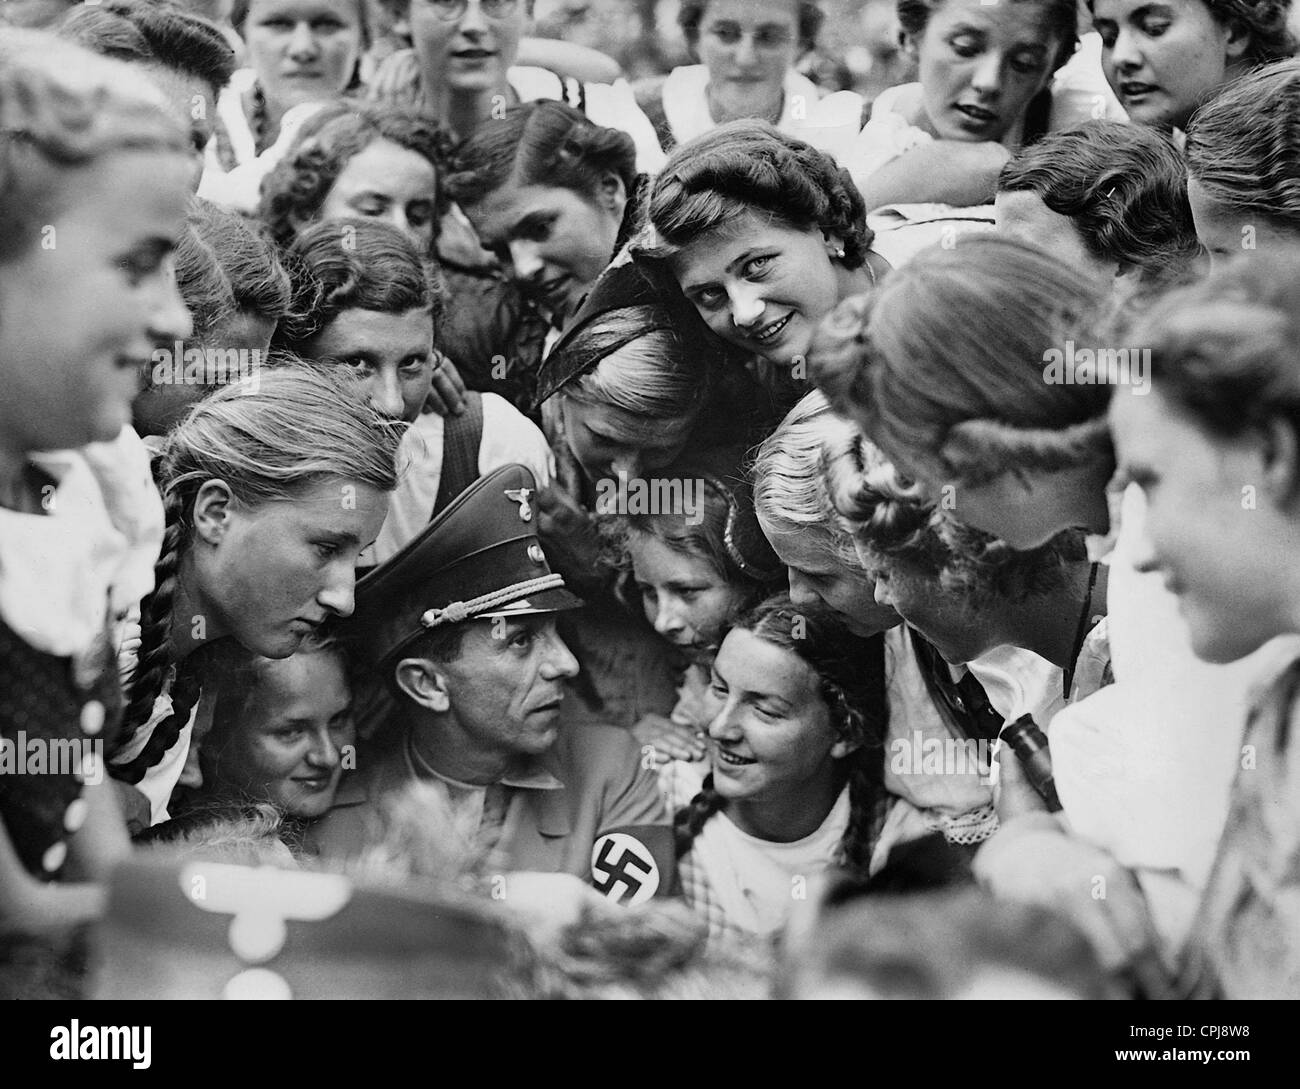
[633,0,866,161]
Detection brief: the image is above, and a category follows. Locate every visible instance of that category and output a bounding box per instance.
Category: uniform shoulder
[555,721,643,779]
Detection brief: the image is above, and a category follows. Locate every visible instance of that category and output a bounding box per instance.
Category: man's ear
[395,657,452,713]
[191,479,234,545]
[597,172,627,215]
[1224,19,1252,61]
[1259,416,1300,507]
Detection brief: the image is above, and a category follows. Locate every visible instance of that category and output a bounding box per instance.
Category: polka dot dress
[0,613,122,881]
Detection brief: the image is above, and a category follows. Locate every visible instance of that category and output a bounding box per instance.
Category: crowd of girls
[4,0,1300,1001]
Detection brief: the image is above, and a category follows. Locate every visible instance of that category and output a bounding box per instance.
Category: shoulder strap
[431,391,485,519]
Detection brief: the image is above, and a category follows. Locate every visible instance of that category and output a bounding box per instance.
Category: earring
[828,244,846,260]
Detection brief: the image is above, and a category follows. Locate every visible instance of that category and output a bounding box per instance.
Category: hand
[992,739,1050,824]
[536,485,600,577]
[109,779,153,838]
[421,352,467,417]
[497,871,612,945]
[632,715,707,765]
[974,812,1167,982]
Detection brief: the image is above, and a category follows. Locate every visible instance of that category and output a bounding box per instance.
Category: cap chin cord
[419,573,568,629]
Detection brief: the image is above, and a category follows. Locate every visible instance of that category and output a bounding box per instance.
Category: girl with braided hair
[1090,0,1295,134]
[0,30,193,940]
[110,366,403,828]
[641,121,888,409]
[673,593,889,941]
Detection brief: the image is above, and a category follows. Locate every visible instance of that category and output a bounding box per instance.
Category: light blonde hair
[118,366,405,782]
[752,390,861,570]
[0,28,188,262]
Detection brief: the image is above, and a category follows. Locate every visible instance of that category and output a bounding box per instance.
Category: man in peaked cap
[308,464,676,905]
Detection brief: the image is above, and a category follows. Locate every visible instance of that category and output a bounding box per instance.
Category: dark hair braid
[112,642,209,786]
[818,633,888,875]
[674,773,728,858]
[673,595,889,868]
[117,472,188,749]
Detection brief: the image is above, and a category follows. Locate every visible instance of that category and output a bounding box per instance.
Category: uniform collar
[406,730,564,793]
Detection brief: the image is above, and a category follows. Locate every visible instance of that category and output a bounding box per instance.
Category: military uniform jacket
[308,721,676,905]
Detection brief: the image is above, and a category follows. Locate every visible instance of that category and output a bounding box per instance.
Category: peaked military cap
[345,464,583,667]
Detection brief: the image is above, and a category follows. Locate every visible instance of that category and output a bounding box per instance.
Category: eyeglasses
[705,22,795,51]
[425,0,520,22]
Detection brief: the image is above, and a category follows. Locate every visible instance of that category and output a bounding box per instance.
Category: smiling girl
[1089,0,1294,134]
[752,393,1017,853]
[643,121,887,401]
[602,455,784,773]
[142,633,356,852]
[1108,251,1300,996]
[0,30,192,947]
[675,594,889,940]
[110,367,403,826]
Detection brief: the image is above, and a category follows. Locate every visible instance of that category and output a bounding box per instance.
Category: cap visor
[476,586,585,620]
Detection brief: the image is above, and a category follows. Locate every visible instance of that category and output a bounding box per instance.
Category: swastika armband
[589,825,676,905]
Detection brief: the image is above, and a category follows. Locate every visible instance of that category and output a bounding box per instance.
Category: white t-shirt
[689,787,850,936]
[364,392,555,566]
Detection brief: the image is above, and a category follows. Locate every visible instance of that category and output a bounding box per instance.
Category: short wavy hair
[258,100,454,251]
[1186,58,1300,231]
[444,99,639,210]
[641,120,872,269]
[998,120,1200,283]
[275,217,441,350]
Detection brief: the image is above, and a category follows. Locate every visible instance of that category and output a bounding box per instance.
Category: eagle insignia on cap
[503,487,534,522]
